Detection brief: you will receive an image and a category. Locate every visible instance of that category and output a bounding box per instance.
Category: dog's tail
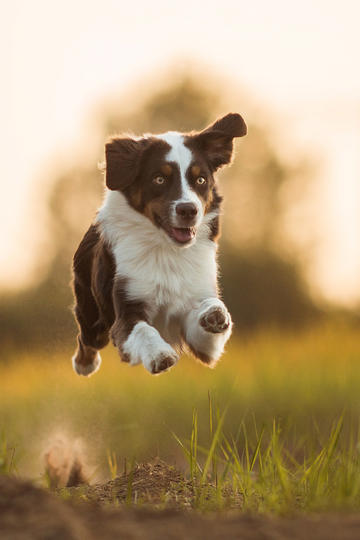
[44,433,90,488]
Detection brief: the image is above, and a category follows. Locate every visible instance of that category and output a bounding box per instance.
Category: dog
[71,113,247,376]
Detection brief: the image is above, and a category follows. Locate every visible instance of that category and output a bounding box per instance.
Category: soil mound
[67,458,193,506]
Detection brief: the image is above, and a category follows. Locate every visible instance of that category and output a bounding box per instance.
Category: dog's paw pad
[149,353,177,374]
[200,307,231,334]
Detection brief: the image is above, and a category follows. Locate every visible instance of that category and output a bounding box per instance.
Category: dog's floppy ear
[195,113,247,171]
[105,136,149,191]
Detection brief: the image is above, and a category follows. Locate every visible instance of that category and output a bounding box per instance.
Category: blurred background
[1,0,360,349]
[1,0,360,478]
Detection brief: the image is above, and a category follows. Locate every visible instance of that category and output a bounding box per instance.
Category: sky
[1,0,360,305]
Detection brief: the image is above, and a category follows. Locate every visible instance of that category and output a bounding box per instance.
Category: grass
[2,321,360,512]
[176,400,360,513]
[0,432,17,474]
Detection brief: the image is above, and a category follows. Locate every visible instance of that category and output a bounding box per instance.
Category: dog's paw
[148,350,178,375]
[72,347,102,377]
[200,305,231,334]
[122,322,179,374]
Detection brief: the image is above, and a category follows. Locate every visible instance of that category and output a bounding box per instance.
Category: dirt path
[2,467,360,540]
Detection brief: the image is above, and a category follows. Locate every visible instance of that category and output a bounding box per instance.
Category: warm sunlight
[3,4,360,534]
[2,0,360,306]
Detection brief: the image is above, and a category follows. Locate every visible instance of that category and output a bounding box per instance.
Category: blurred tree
[0,68,320,350]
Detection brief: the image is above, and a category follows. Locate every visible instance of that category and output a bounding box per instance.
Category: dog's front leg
[111,278,178,374]
[184,298,233,366]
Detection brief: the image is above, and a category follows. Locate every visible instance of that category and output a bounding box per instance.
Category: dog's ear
[105,137,149,191]
[195,113,247,171]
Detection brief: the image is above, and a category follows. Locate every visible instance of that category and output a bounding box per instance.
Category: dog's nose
[176,202,198,219]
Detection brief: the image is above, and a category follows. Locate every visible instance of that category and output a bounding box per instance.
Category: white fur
[157,131,203,225]
[122,321,178,373]
[184,298,232,367]
[72,352,102,377]
[97,191,218,316]
[96,130,232,371]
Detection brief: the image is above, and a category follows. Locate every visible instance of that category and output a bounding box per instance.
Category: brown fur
[72,225,115,370]
[188,344,212,365]
[111,277,148,356]
[105,128,227,237]
[72,114,246,372]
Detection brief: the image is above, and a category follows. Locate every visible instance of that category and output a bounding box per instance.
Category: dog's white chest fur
[97,191,218,326]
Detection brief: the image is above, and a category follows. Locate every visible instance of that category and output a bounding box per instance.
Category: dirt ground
[2,462,360,540]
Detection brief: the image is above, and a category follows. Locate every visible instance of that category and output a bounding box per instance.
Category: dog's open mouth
[169,227,196,244]
[155,215,196,245]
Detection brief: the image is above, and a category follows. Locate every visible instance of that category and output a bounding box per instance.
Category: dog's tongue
[171,227,194,243]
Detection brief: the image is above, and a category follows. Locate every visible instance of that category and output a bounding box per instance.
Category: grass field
[2,321,360,513]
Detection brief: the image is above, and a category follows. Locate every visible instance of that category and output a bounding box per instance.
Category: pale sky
[1,0,360,305]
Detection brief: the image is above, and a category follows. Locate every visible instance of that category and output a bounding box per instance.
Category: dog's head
[105,113,247,246]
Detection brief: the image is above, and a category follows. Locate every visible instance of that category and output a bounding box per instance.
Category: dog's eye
[153,176,166,185]
[196,177,206,185]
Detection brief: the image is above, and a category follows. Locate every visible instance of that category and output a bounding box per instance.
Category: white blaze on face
[157,131,203,225]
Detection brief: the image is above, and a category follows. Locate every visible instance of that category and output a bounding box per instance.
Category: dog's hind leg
[72,275,109,377]
[71,225,113,376]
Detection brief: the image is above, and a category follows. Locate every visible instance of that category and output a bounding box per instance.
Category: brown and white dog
[71,113,247,376]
